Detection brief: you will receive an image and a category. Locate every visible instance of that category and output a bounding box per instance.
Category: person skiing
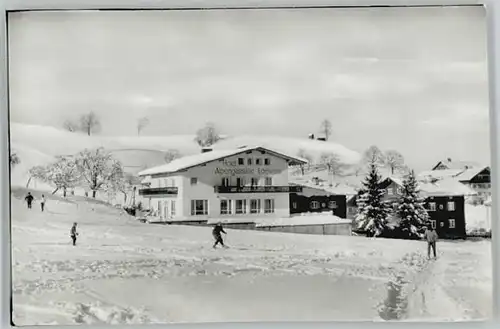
[24,192,34,209]
[212,222,227,249]
[424,224,438,260]
[40,194,46,212]
[70,222,79,246]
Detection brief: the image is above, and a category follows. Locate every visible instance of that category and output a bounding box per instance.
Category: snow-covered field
[11,188,492,325]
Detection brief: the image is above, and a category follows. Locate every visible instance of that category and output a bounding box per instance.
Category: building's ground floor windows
[449,218,456,228]
[264,199,275,213]
[191,200,208,216]
[236,199,247,214]
[430,220,437,229]
[250,199,261,214]
[220,200,233,215]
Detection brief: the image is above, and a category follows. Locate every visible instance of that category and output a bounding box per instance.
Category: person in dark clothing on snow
[424,224,438,260]
[70,222,79,246]
[40,195,46,212]
[24,192,34,209]
[212,222,227,249]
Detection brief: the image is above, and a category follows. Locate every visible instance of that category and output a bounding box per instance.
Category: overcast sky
[8,6,490,171]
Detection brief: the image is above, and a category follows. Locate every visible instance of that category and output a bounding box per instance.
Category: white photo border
[0,1,497,329]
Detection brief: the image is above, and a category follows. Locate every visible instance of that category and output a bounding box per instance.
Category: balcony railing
[214,185,303,194]
[139,187,178,196]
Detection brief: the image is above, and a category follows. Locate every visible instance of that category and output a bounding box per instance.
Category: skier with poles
[212,222,228,249]
[70,222,79,246]
[24,192,34,209]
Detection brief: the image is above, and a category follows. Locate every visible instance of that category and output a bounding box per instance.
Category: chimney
[201,147,212,153]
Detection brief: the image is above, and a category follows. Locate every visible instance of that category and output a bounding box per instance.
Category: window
[171,200,176,217]
[163,179,168,187]
[447,201,455,211]
[248,158,252,165]
[396,187,403,195]
[190,177,198,185]
[191,200,208,216]
[440,221,445,227]
[251,178,259,186]
[387,188,394,195]
[449,219,456,228]
[256,158,262,165]
[264,158,271,165]
[428,202,436,211]
[292,202,298,209]
[328,201,337,209]
[220,200,233,215]
[264,199,275,213]
[222,177,230,186]
[439,204,444,210]
[265,177,273,185]
[236,177,245,187]
[430,220,437,229]
[238,158,244,165]
[236,200,247,214]
[250,199,261,214]
[310,201,320,209]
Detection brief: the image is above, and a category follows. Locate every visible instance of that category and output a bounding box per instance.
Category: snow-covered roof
[138,146,307,176]
[290,181,358,196]
[432,159,482,170]
[455,166,490,182]
[419,178,477,197]
[417,169,464,180]
[381,176,477,197]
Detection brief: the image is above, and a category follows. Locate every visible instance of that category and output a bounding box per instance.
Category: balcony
[139,187,178,196]
[214,185,303,194]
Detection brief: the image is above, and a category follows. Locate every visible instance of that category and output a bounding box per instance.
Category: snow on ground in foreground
[11,191,492,325]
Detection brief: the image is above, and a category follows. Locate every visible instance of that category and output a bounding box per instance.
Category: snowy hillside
[9,123,361,188]
[10,188,492,324]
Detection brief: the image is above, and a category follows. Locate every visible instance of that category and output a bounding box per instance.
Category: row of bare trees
[64,112,102,136]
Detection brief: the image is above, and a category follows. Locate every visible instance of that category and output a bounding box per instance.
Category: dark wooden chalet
[289,184,347,218]
[348,177,467,239]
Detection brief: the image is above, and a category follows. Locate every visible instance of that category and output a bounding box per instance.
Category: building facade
[289,185,347,218]
[138,147,305,222]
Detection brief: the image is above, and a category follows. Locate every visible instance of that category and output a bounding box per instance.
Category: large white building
[138,146,307,221]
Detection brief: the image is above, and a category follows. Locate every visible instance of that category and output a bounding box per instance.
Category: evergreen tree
[355,159,391,237]
[396,170,429,238]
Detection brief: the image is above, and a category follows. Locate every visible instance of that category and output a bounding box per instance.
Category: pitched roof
[138,146,307,176]
[432,160,482,171]
[381,176,477,196]
[455,166,490,182]
[418,169,464,180]
[290,181,358,196]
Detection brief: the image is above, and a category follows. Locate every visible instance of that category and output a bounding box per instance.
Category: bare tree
[79,111,101,136]
[362,145,386,168]
[164,149,182,163]
[63,120,79,133]
[320,152,344,185]
[75,147,123,198]
[137,117,150,136]
[384,150,405,175]
[320,119,332,141]
[297,149,313,175]
[195,122,220,147]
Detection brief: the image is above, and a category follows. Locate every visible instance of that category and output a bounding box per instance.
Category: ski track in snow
[10,196,492,324]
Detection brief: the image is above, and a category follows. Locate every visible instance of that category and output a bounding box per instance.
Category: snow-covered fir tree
[355,159,392,237]
[396,170,429,238]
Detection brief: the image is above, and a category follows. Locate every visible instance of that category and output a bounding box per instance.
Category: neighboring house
[289,183,348,218]
[137,146,306,222]
[347,176,475,239]
[424,159,491,201]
